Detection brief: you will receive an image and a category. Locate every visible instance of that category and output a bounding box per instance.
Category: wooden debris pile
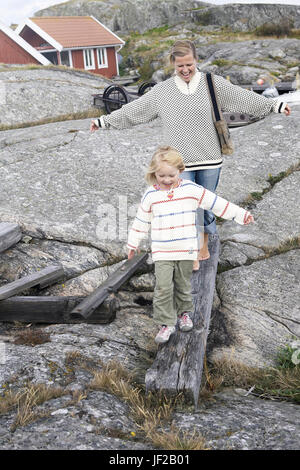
[0,222,148,325]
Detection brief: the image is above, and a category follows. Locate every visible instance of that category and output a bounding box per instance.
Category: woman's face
[174,53,197,83]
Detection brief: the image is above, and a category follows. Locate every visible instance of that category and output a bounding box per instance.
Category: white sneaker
[178,312,193,332]
[155,325,176,344]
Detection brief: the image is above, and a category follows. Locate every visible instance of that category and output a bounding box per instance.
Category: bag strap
[206,72,222,122]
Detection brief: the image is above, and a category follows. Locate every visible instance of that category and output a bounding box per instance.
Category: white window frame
[83,48,95,70]
[60,50,73,68]
[96,47,108,69]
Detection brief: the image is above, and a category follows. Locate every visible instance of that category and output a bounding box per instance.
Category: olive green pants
[153,260,194,327]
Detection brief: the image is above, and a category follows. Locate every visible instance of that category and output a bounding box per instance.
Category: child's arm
[127,195,152,258]
[198,187,254,225]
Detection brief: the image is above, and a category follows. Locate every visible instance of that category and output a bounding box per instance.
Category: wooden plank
[112,75,140,85]
[0,265,64,300]
[0,222,22,253]
[71,252,149,319]
[145,234,220,407]
[240,82,295,94]
[0,294,119,324]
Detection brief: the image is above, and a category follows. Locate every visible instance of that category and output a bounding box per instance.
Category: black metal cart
[93,82,156,114]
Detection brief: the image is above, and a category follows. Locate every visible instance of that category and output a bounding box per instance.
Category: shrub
[212,59,231,68]
[138,59,154,81]
[255,19,294,38]
[276,342,300,370]
[196,11,213,26]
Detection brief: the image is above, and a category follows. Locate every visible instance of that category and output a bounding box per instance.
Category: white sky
[1,0,300,27]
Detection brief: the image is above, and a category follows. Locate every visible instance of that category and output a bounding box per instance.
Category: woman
[91,40,291,270]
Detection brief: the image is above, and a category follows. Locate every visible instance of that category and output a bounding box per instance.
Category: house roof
[16,16,125,50]
[0,21,51,65]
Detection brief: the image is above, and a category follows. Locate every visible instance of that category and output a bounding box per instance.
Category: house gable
[16,18,63,51]
[0,22,51,65]
[19,24,54,50]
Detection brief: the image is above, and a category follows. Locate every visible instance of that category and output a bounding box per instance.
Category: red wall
[71,47,118,78]
[0,30,39,64]
[71,49,84,69]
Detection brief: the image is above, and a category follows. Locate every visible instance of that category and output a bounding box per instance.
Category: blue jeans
[182,168,221,235]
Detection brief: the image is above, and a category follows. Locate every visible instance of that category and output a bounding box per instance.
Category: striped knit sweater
[96,71,287,170]
[127,179,251,261]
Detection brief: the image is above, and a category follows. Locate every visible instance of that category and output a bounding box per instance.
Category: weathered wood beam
[71,252,149,319]
[145,234,220,408]
[0,222,22,253]
[0,294,119,324]
[240,81,295,93]
[0,265,64,300]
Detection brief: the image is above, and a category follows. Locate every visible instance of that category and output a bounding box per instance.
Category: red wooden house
[14,16,125,78]
[0,21,51,66]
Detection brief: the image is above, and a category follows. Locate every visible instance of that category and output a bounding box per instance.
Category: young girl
[128,146,254,344]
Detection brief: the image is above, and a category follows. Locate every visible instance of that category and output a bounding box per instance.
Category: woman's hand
[90,120,99,132]
[284,105,291,116]
[245,214,254,225]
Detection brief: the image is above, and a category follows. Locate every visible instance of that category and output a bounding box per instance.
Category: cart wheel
[103,85,129,114]
[138,82,156,95]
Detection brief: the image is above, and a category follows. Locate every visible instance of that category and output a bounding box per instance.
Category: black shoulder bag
[205,72,234,155]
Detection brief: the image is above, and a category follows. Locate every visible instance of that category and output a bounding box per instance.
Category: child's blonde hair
[146,146,185,185]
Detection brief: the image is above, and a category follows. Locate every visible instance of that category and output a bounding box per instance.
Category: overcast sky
[1,0,300,27]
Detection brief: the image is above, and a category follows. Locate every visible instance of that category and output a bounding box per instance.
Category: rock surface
[0,67,109,126]
[0,75,299,449]
[35,0,208,34]
[35,0,300,34]
[173,388,300,450]
[192,3,300,33]
[195,38,300,84]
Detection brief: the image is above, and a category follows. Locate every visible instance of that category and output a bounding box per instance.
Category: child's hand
[244,214,254,225]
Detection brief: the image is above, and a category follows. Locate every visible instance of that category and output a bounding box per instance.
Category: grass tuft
[0,108,102,132]
[0,383,67,431]
[149,425,209,450]
[13,328,51,347]
[90,360,208,449]
[203,354,300,403]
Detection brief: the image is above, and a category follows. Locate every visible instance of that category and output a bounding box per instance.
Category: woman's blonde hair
[169,40,198,64]
[145,146,185,185]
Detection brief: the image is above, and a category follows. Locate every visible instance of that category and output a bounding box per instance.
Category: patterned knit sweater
[127,179,251,261]
[97,71,286,170]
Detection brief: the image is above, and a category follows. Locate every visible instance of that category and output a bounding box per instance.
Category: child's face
[155,162,181,190]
